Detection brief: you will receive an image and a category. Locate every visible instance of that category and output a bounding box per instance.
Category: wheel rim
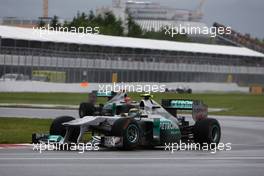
[126,124,138,143]
[212,125,220,142]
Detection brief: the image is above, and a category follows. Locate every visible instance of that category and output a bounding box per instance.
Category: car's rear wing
[161,99,208,120]
[162,99,193,110]
[91,91,117,98]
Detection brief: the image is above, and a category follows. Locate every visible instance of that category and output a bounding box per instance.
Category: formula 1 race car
[32,92,221,150]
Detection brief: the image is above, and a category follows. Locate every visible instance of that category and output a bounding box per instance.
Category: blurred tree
[65,11,124,36]
[88,10,95,21]
[50,15,60,28]
[62,11,190,42]
[38,18,46,28]
[127,15,143,37]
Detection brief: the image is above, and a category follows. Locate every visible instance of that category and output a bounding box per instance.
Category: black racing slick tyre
[50,116,80,143]
[111,118,141,150]
[79,102,96,118]
[193,118,221,146]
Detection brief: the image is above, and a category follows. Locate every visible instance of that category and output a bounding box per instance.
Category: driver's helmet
[124,96,132,104]
[128,108,140,118]
[88,92,97,105]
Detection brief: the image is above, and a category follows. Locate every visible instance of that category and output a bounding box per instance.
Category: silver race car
[33,92,221,150]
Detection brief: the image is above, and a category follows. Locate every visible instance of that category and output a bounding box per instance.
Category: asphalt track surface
[0,108,264,176]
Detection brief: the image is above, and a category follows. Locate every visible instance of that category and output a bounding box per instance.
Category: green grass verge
[0,117,52,144]
[0,93,87,105]
[0,92,263,116]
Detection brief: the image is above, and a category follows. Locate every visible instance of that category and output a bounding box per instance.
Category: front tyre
[79,102,95,118]
[111,118,141,150]
[50,116,80,143]
[125,123,140,145]
[193,118,221,146]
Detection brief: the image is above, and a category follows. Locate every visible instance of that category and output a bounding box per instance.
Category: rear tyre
[111,118,141,150]
[50,116,80,143]
[193,118,221,147]
[79,102,96,118]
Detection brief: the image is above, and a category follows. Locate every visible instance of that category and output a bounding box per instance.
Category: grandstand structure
[125,1,201,21]
[0,26,264,84]
[214,23,264,53]
[110,0,205,21]
[97,0,208,33]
